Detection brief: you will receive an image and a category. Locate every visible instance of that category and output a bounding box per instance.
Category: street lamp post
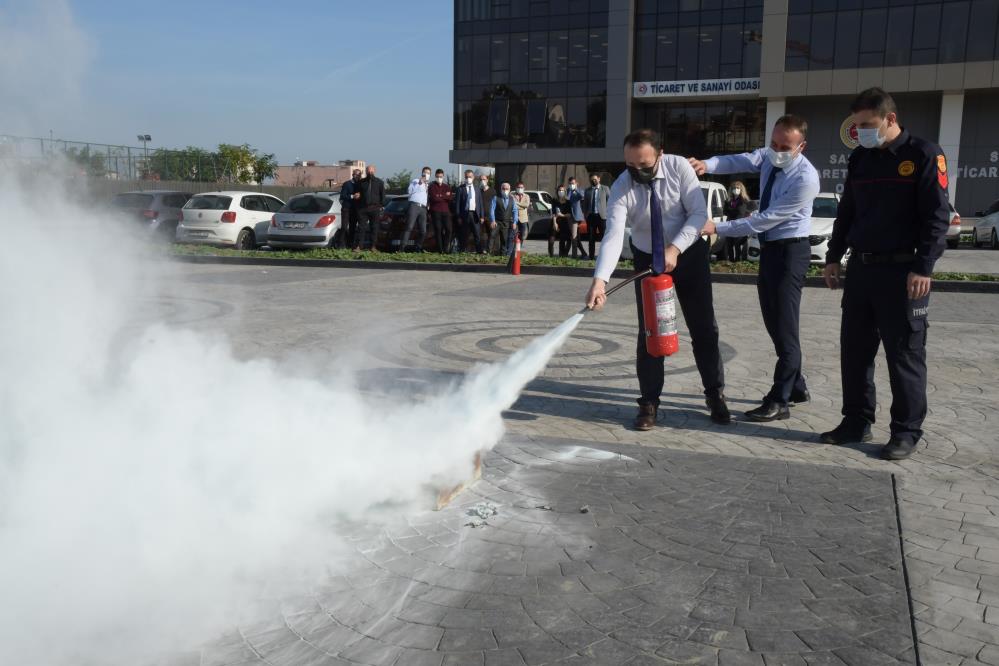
[137,134,151,178]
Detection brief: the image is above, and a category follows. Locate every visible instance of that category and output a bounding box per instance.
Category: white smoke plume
[0,166,581,664]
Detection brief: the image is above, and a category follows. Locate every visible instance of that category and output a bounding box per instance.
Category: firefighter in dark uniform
[822,88,950,461]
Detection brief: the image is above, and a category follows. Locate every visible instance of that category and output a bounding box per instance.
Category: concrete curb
[171,254,999,293]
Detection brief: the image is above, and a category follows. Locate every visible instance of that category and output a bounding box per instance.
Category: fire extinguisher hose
[579,268,653,314]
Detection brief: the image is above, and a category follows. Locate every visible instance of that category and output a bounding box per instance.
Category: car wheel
[946,238,959,249]
[992,229,999,250]
[972,229,980,248]
[236,229,255,250]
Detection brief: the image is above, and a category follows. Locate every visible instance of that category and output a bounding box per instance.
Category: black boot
[633,403,658,431]
[819,420,873,445]
[706,393,731,425]
[745,400,790,422]
[881,437,917,460]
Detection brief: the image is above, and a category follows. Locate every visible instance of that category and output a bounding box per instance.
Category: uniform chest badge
[898,160,915,176]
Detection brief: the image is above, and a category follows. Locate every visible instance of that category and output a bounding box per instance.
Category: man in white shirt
[400,166,432,252]
[585,128,729,430]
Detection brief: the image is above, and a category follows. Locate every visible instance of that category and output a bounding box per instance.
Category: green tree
[252,152,278,183]
[386,169,414,193]
[62,145,106,177]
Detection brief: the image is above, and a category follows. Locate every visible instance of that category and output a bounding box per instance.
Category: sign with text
[633,77,761,99]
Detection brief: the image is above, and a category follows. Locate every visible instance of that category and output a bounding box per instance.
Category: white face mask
[766,147,795,169]
[857,121,887,149]
[730,188,741,196]
[422,172,431,180]
[480,181,488,189]
[435,176,444,184]
[501,189,510,197]
[465,177,474,185]
[568,183,576,190]
[516,187,525,194]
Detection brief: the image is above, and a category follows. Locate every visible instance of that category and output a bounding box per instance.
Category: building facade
[273,159,366,189]
[451,0,999,215]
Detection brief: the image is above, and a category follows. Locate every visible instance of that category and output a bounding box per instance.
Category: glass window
[884,6,913,67]
[491,34,509,73]
[699,25,721,78]
[939,1,971,63]
[859,8,887,54]
[636,29,656,80]
[834,11,860,68]
[472,35,490,85]
[487,99,509,137]
[510,33,529,82]
[529,31,548,70]
[185,195,232,211]
[112,193,154,208]
[785,14,811,71]
[809,12,836,67]
[677,26,699,77]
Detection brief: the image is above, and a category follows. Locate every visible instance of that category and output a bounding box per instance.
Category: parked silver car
[267,192,342,248]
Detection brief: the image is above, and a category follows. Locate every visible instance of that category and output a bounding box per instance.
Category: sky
[0,0,457,176]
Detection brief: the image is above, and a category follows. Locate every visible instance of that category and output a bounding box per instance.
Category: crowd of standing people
[332,164,612,259]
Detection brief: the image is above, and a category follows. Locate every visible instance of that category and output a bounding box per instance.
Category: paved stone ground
[151,264,999,665]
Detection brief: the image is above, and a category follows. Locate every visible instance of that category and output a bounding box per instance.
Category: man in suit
[456,169,485,254]
[336,170,361,249]
[352,165,386,251]
[584,173,610,259]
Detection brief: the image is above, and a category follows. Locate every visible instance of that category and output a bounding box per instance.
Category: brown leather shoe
[633,403,658,431]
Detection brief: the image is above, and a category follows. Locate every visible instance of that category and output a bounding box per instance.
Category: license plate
[285,222,307,230]
[189,231,210,238]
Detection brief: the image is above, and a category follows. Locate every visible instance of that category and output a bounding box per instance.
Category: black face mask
[627,164,657,185]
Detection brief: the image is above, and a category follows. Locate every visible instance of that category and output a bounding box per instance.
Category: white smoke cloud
[0,166,580,665]
[0,0,94,134]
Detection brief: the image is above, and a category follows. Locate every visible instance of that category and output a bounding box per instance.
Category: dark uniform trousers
[355,206,380,249]
[459,211,483,253]
[587,213,605,258]
[431,211,452,253]
[632,237,725,405]
[758,238,811,403]
[841,257,929,443]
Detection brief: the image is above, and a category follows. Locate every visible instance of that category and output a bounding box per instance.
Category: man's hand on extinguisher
[663,245,681,273]
[585,278,607,310]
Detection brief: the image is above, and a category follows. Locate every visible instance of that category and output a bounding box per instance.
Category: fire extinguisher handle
[581,268,653,314]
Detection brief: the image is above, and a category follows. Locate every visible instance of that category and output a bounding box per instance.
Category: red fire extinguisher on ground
[640,273,679,357]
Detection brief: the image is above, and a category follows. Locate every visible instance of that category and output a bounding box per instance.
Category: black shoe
[633,403,658,431]
[881,437,917,460]
[706,394,731,425]
[819,421,873,445]
[789,389,810,406]
[745,400,790,422]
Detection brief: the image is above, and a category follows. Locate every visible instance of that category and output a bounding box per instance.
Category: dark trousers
[489,220,511,255]
[559,220,587,258]
[587,214,605,259]
[340,205,357,249]
[757,239,810,404]
[725,236,748,261]
[458,211,483,253]
[632,238,724,405]
[840,259,929,443]
[431,211,452,253]
[401,202,428,251]
[355,205,380,249]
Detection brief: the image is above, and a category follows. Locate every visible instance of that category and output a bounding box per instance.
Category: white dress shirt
[594,154,708,282]
[408,177,429,206]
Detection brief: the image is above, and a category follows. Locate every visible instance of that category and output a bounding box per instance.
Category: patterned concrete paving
[155,264,999,665]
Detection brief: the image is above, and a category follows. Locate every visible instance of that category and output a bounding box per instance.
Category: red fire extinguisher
[640,274,679,357]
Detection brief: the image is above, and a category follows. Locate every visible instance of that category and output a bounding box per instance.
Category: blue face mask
[857,124,886,149]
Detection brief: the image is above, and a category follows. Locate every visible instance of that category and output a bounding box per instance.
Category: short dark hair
[435,168,444,175]
[422,165,431,172]
[850,87,897,118]
[568,176,576,182]
[623,128,663,151]
[775,114,808,139]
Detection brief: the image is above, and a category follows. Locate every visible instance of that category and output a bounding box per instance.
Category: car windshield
[812,197,839,218]
[280,196,335,214]
[384,199,408,213]
[112,193,153,208]
[185,195,232,210]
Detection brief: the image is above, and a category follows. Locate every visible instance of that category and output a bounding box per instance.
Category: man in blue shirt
[689,115,820,422]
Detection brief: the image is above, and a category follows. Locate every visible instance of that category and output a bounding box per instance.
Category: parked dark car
[111,190,192,240]
[374,196,431,251]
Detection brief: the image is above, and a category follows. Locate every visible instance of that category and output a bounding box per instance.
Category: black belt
[760,236,807,246]
[858,251,915,265]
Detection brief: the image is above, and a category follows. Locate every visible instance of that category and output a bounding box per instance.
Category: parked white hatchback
[972,198,999,249]
[267,192,342,248]
[176,191,284,249]
[747,192,842,264]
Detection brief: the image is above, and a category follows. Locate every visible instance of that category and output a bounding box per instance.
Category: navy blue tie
[650,186,665,274]
[758,166,781,242]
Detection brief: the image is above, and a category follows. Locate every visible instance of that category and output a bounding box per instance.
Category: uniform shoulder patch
[936,154,948,189]
[898,160,915,177]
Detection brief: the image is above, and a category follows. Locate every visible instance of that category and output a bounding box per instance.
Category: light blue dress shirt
[704,148,820,241]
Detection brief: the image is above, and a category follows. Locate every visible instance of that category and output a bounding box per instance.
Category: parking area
[151,262,999,665]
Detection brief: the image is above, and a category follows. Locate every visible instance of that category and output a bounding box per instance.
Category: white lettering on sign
[991,151,998,163]
[955,166,999,178]
[633,78,761,99]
